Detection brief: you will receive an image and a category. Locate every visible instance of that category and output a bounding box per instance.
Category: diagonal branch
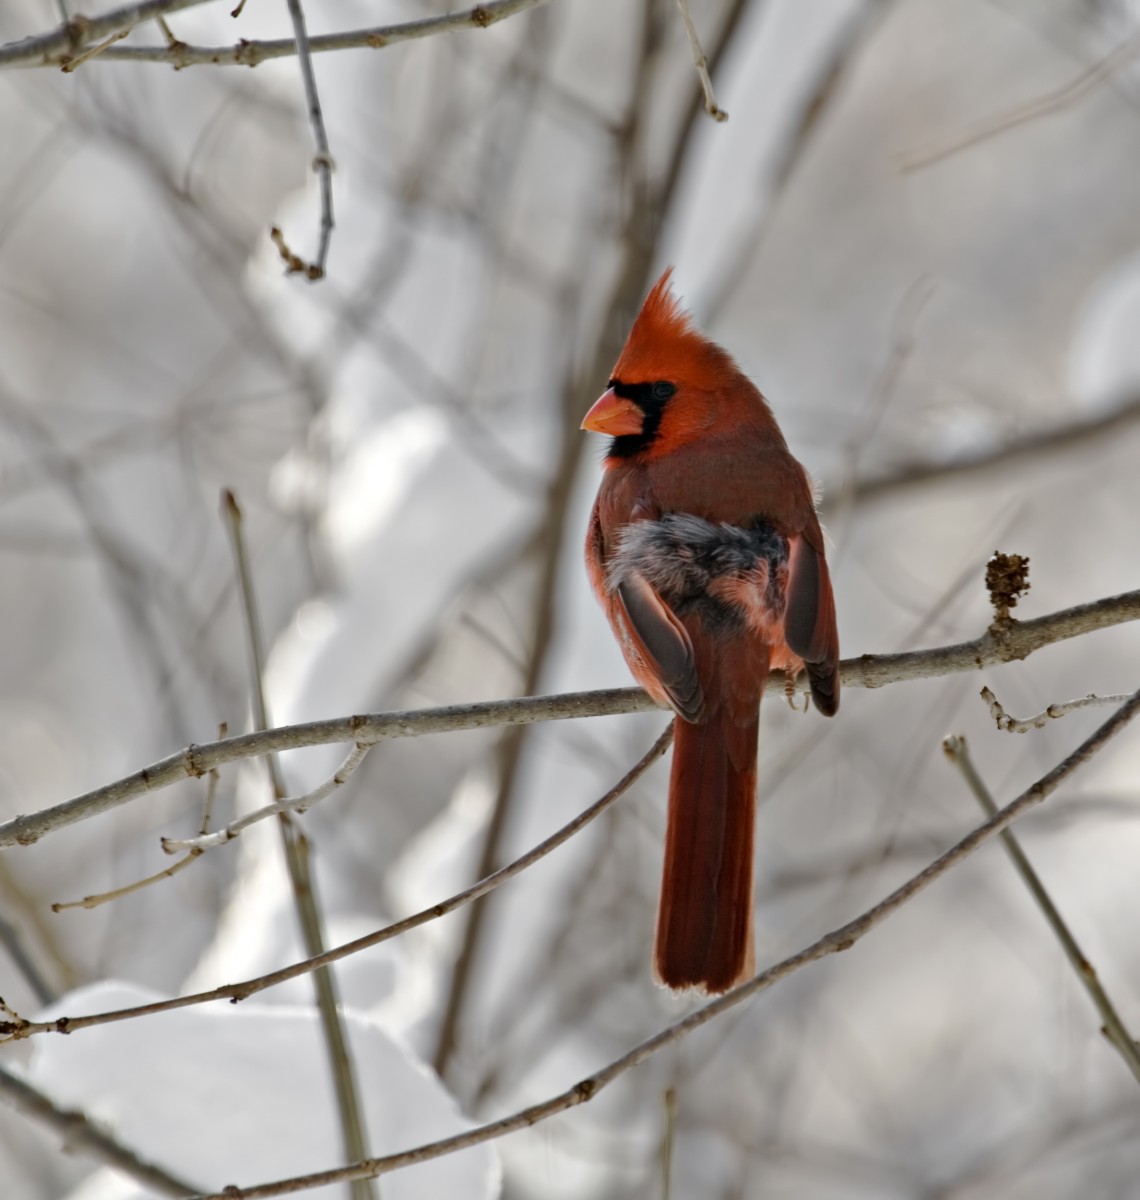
[2,587,1139,850]
[183,686,1140,1199]
[943,734,1140,1086]
[843,394,1140,508]
[899,33,1140,172]
[0,1063,203,1197]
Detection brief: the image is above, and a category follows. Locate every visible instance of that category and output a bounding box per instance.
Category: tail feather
[653,707,758,994]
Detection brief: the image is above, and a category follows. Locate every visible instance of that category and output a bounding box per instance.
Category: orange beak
[580,388,644,437]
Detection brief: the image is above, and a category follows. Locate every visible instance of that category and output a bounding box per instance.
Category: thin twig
[0,1063,202,1197]
[53,848,201,910]
[59,27,130,71]
[0,727,673,1041]
[221,490,376,1200]
[281,0,333,280]
[162,743,369,853]
[981,686,1133,734]
[182,687,1140,1199]
[900,34,1140,172]
[0,0,551,70]
[3,586,1139,850]
[53,759,222,910]
[943,734,1140,1086]
[674,0,727,121]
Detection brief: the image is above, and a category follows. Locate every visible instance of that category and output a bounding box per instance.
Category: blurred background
[1,0,1140,1197]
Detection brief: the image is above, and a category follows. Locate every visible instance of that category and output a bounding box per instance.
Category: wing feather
[617,574,704,723]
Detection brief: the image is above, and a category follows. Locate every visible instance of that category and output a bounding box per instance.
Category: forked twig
[162,743,369,853]
[53,758,222,911]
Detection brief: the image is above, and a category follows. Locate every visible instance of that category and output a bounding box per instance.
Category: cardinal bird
[582,269,839,995]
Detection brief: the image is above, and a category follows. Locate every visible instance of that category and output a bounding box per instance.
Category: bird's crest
[612,268,735,388]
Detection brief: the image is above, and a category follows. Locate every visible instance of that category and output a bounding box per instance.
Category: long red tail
[653,705,759,994]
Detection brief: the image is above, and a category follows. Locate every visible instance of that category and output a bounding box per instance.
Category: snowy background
[2,0,1140,1197]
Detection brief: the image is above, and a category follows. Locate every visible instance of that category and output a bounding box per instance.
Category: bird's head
[581,268,759,460]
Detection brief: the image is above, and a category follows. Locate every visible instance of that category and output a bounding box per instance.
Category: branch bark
[2,586,1138,850]
[0,0,552,70]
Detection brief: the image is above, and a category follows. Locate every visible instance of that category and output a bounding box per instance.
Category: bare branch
[182,687,1140,1199]
[0,0,552,70]
[674,0,727,122]
[840,394,1140,508]
[280,0,334,280]
[0,1063,203,1197]
[222,491,376,1200]
[943,734,1140,1086]
[0,727,672,1041]
[161,743,369,852]
[0,0,217,69]
[981,686,1134,734]
[3,586,1139,850]
[900,34,1140,172]
[53,759,222,910]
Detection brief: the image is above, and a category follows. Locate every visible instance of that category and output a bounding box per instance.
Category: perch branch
[2,587,1139,850]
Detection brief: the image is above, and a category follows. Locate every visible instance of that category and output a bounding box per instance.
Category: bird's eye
[652,381,676,401]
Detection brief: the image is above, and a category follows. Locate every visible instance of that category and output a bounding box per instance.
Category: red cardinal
[582,269,839,994]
